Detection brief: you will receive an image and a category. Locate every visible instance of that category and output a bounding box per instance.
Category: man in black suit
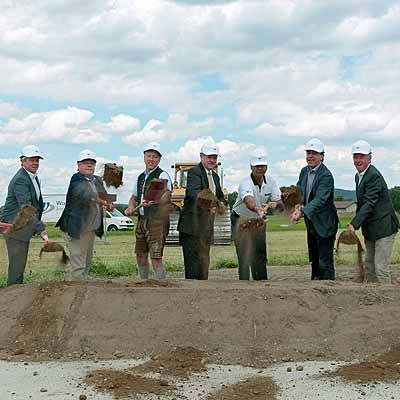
[348,140,399,283]
[1,145,48,285]
[291,138,338,280]
[177,142,226,279]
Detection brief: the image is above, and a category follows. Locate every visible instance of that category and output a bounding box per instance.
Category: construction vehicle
[166,163,232,245]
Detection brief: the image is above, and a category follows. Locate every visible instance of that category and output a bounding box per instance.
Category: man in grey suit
[291,138,338,280]
[1,145,48,285]
[348,140,399,283]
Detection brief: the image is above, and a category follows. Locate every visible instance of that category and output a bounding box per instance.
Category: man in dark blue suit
[56,150,112,280]
[291,138,338,280]
[1,145,48,285]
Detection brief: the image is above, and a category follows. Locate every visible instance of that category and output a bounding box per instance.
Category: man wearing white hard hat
[178,141,227,280]
[348,140,399,283]
[56,149,112,280]
[291,138,338,280]
[231,149,281,280]
[125,142,172,280]
[0,145,49,285]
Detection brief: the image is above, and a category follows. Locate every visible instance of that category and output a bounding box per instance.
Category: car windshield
[107,209,125,217]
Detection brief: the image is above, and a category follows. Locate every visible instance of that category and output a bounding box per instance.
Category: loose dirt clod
[39,241,69,264]
[103,163,123,188]
[12,204,36,231]
[336,230,365,283]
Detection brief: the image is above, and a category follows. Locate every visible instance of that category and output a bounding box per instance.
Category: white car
[104,209,134,231]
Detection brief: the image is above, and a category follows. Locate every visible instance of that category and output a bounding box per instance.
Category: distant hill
[334,188,356,201]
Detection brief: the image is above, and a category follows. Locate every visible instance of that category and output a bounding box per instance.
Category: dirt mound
[84,346,205,398]
[327,347,400,384]
[84,369,173,398]
[1,279,400,368]
[133,346,207,377]
[207,376,279,400]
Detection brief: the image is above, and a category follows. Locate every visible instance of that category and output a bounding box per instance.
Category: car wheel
[107,225,118,231]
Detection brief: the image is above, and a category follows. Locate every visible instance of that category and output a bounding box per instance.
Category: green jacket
[297,163,338,238]
[351,165,399,241]
[137,167,165,220]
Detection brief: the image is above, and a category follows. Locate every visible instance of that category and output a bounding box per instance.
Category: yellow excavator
[166,162,232,245]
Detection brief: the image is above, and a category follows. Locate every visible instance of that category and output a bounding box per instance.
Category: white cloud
[0,106,108,145]
[334,5,400,44]
[0,107,151,145]
[123,114,216,146]
[382,115,400,138]
[100,114,140,135]
[0,101,28,119]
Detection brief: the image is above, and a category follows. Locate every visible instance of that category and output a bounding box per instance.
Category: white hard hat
[21,145,44,159]
[305,138,324,153]
[351,140,371,155]
[144,142,162,156]
[200,142,219,156]
[250,149,268,166]
[77,149,96,162]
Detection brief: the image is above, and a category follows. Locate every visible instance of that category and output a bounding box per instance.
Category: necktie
[355,174,359,197]
[306,170,315,204]
[33,176,41,200]
[207,171,216,195]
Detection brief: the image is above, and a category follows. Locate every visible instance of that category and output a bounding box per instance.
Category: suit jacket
[177,163,226,238]
[351,165,399,241]
[56,173,106,239]
[297,163,338,238]
[0,168,44,241]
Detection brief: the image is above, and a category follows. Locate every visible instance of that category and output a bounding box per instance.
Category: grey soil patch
[132,346,207,378]
[327,346,400,384]
[84,369,174,398]
[206,376,279,400]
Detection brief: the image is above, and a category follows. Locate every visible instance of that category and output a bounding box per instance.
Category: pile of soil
[84,369,173,398]
[327,346,400,384]
[207,376,279,400]
[84,346,205,398]
[133,346,207,377]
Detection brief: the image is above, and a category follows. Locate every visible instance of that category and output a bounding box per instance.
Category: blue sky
[1,0,400,203]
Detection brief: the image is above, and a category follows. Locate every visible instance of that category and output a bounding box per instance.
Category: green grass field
[1,215,398,287]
